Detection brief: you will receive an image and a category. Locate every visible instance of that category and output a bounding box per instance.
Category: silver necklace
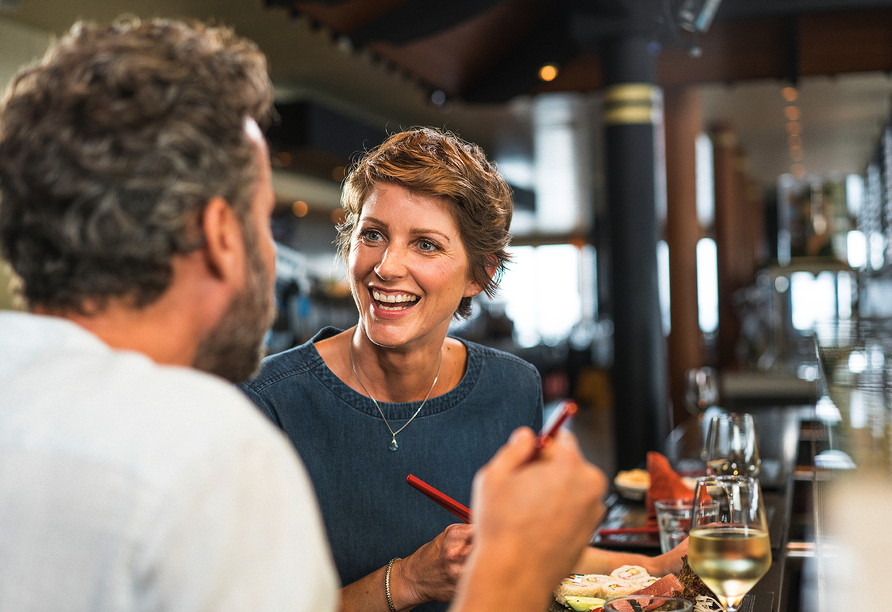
[349,341,442,451]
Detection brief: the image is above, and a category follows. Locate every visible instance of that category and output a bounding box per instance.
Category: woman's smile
[370,288,419,312]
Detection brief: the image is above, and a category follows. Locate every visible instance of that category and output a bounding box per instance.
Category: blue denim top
[240,327,543,612]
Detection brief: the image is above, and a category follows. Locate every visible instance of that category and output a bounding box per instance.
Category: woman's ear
[463,256,498,298]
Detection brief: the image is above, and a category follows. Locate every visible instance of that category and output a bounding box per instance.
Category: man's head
[0,18,277,381]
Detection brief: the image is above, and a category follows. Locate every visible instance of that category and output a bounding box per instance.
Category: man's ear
[200,196,244,282]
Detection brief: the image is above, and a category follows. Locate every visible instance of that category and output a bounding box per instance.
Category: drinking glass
[704,412,761,478]
[684,367,719,416]
[654,498,693,554]
[687,475,771,612]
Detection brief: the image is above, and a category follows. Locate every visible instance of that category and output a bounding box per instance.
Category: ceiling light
[676,0,723,32]
[782,87,798,102]
[292,200,308,217]
[790,148,805,162]
[789,134,802,147]
[786,121,801,135]
[539,64,558,82]
[784,106,800,121]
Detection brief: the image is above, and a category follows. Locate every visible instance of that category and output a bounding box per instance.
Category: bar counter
[807,318,892,612]
[587,403,811,612]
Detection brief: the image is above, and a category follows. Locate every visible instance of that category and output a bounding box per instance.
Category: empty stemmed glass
[684,367,720,416]
[687,475,771,612]
[704,412,761,478]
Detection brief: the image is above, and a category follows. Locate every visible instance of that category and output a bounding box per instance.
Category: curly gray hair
[0,18,274,313]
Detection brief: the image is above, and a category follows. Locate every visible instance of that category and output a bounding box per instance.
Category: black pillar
[602,35,668,471]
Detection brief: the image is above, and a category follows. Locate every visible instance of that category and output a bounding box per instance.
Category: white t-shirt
[0,311,338,612]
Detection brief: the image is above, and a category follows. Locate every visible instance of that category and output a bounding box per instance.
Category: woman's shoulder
[459,338,541,378]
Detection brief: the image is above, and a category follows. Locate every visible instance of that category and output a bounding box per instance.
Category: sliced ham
[603,575,686,611]
[631,574,684,597]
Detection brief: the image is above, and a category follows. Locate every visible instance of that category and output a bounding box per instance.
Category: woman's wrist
[387,556,424,612]
[385,558,400,612]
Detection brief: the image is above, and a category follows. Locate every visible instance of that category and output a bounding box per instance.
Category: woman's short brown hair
[337,128,513,319]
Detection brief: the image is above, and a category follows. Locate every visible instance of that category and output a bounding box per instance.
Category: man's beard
[192,228,275,383]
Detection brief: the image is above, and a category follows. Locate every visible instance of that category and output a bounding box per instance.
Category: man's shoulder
[1,321,292,482]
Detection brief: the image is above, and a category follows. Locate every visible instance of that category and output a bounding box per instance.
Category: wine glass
[684,367,719,416]
[687,475,771,612]
[704,412,761,478]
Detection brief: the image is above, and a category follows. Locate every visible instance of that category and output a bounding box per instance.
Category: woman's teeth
[373,290,418,310]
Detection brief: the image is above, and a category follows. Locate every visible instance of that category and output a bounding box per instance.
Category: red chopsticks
[405,400,580,524]
[406,474,472,523]
[534,399,579,453]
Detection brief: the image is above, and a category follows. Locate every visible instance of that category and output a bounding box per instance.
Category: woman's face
[349,183,483,351]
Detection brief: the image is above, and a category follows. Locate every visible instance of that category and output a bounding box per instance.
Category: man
[0,18,606,612]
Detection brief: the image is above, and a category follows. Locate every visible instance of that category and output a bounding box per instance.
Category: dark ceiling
[278,0,892,103]
[6,0,892,201]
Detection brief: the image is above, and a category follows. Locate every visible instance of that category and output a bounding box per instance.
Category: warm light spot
[786,121,801,135]
[784,105,800,121]
[791,163,806,178]
[788,134,802,148]
[539,64,558,82]
[292,200,308,217]
[332,165,346,181]
[331,209,346,224]
[782,86,798,102]
[790,148,804,162]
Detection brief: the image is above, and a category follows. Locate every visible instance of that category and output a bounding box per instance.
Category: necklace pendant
[389,437,399,452]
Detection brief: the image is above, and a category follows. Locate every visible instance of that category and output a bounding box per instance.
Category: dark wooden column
[712,124,745,370]
[664,87,704,427]
[602,35,668,470]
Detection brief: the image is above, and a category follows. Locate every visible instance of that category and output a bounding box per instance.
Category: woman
[240,128,683,612]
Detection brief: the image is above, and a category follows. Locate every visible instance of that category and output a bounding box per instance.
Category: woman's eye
[418,239,438,252]
[360,229,382,242]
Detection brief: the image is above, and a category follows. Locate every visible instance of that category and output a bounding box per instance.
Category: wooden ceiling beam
[538,8,892,95]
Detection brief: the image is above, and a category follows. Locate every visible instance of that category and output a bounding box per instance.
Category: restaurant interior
[3,0,892,610]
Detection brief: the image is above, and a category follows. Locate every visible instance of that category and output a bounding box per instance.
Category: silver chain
[349,337,442,450]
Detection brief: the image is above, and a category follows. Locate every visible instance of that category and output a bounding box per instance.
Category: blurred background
[2,0,891,476]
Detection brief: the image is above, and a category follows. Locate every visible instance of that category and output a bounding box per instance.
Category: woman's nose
[374,246,407,280]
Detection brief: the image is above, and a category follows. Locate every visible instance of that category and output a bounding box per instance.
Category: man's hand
[452,427,607,612]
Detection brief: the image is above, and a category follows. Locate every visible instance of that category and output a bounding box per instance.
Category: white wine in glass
[688,476,771,612]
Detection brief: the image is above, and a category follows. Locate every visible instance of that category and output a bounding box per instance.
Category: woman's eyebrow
[360,216,454,244]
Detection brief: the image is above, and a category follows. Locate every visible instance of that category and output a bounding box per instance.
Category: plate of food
[613,469,649,500]
[551,559,724,612]
[613,469,700,501]
[552,565,683,611]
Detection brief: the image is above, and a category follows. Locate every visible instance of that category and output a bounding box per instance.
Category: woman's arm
[337,523,474,612]
[572,538,689,577]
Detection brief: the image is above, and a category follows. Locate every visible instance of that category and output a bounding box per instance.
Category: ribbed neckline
[307,327,481,420]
